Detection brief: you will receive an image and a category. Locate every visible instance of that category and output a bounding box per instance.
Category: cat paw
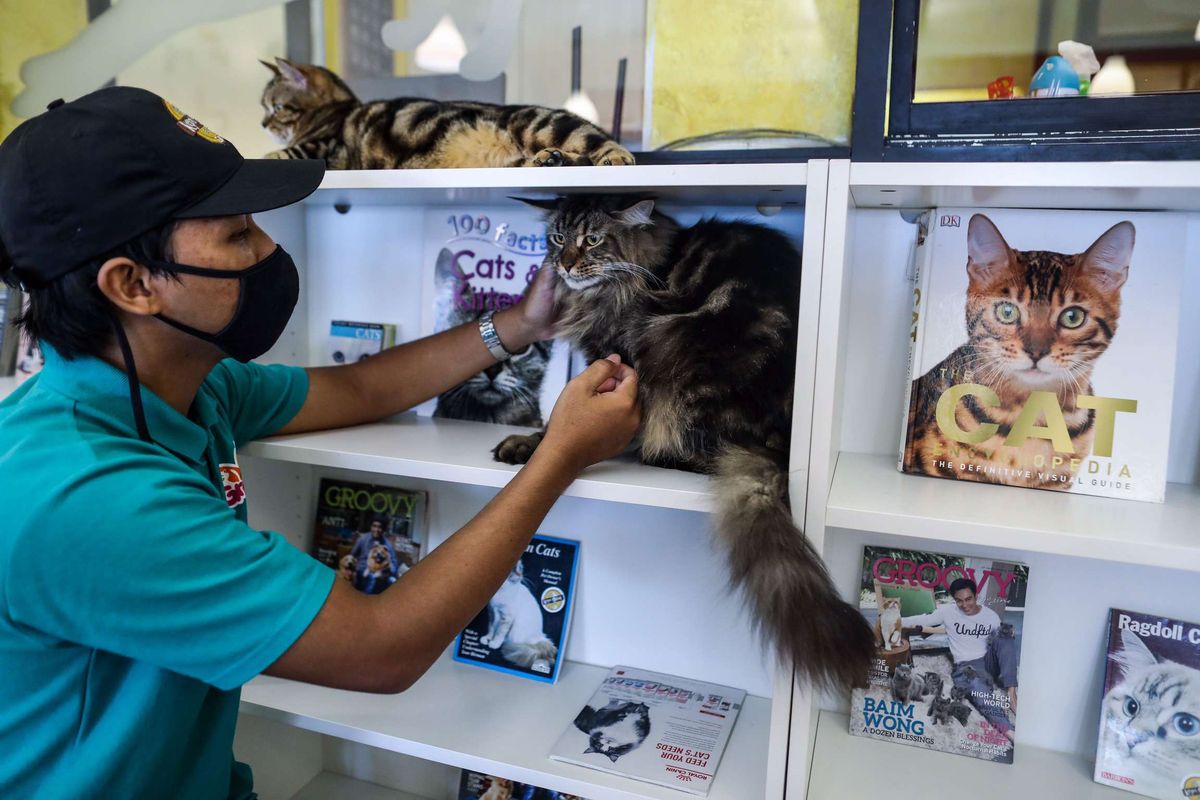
[479,635,492,646]
[492,432,544,464]
[263,149,289,160]
[531,148,567,167]
[592,145,635,166]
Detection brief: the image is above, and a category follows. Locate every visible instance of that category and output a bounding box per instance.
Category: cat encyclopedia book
[418,205,570,424]
[898,207,1185,502]
[1094,609,1200,799]
[849,546,1029,764]
[548,666,745,796]
[453,534,578,684]
[311,478,426,597]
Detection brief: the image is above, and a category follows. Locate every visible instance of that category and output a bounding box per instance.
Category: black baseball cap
[0,85,324,288]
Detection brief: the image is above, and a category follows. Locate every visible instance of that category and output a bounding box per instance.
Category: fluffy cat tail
[713,445,875,692]
[502,638,558,668]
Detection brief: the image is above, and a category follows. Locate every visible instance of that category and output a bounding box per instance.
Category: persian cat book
[1094,609,1200,799]
[898,208,1185,502]
[849,546,1029,764]
[453,534,578,684]
[418,206,570,425]
[548,666,744,796]
[311,478,426,596]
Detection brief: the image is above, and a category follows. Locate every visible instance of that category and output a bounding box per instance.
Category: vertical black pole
[571,25,582,94]
[612,57,627,141]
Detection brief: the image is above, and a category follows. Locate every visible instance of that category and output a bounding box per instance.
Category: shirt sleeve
[901,609,945,628]
[4,444,335,691]
[204,359,310,446]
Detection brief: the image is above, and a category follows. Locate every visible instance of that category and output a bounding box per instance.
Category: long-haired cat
[875,596,903,652]
[479,559,557,669]
[903,214,1134,489]
[432,248,551,426]
[1100,628,1200,798]
[491,195,875,691]
[260,58,634,169]
[572,700,652,763]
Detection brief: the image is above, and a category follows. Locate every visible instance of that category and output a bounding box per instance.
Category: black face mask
[151,245,299,363]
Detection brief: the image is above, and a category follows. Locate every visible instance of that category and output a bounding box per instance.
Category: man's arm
[264,357,638,692]
[278,267,559,435]
[901,609,944,628]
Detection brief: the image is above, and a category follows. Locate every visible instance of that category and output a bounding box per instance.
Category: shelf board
[850,161,1200,210]
[305,164,807,207]
[826,452,1200,571]
[808,710,1128,799]
[241,653,770,800]
[291,772,428,800]
[0,376,17,403]
[241,415,713,512]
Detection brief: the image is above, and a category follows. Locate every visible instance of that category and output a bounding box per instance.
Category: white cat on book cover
[480,559,556,670]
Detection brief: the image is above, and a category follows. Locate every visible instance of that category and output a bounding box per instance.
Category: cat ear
[511,196,561,211]
[615,199,655,227]
[1081,221,1134,291]
[606,752,622,762]
[1112,628,1158,676]
[274,57,308,88]
[966,214,1012,283]
[583,745,598,754]
[259,59,282,77]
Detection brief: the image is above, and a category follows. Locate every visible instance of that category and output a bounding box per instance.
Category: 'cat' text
[1118,613,1200,644]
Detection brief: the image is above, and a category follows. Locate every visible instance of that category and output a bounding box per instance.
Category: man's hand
[494,264,559,348]
[539,355,640,473]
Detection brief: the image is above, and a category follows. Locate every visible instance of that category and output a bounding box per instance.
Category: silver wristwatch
[478,310,512,361]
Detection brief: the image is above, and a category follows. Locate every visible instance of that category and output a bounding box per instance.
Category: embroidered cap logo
[162,99,225,144]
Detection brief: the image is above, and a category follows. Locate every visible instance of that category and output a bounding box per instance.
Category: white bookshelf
[242,654,770,800]
[0,376,17,403]
[290,773,429,800]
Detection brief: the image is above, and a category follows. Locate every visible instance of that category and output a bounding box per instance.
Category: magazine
[0,287,20,376]
[13,293,41,385]
[311,478,426,596]
[453,534,578,684]
[417,206,569,423]
[328,320,396,365]
[457,770,584,800]
[849,546,1029,764]
[898,208,1185,502]
[548,666,744,796]
[1094,609,1200,799]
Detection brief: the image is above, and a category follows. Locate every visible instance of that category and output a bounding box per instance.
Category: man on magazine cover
[902,578,1018,741]
[350,517,402,591]
[0,87,640,799]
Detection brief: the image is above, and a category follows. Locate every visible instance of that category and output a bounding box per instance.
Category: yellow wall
[647,0,859,148]
[0,0,88,140]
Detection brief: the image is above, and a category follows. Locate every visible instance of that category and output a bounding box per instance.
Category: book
[0,287,20,376]
[548,666,745,796]
[13,293,41,385]
[453,533,578,684]
[417,206,570,423]
[328,320,396,365]
[311,478,426,596]
[457,770,585,800]
[898,208,1185,502]
[849,546,1029,764]
[1094,609,1200,798]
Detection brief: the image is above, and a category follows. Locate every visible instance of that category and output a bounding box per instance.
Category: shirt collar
[38,344,215,462]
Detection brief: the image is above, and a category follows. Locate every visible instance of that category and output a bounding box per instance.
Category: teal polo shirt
[0,346,335,799]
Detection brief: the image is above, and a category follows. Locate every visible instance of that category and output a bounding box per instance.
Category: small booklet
[329,320,396,365]
[1094,609,1200,799]
[457,769,585,800]
[549,666,745,796]
[311,478,426,596]
[454,534,578,684]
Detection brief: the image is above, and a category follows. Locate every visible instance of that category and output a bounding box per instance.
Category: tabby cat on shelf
[259,57,634,169]
[903,214,1134,489]
[491,195,876,691]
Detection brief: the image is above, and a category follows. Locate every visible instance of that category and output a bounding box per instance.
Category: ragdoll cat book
[311,478,426,597]
[417,206,570,424]
[453,534,578,684]
[898,207,1185,502]
[457,770,584,800]
[548,666,745,796]
[1094,609,1200,799]
[849,546,1029,764]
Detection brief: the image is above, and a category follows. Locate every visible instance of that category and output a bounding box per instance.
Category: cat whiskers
[602,260,665,289]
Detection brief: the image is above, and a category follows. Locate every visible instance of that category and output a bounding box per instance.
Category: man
[350,517,400,590]
[0,87,640,798]
[902,578,1019,741]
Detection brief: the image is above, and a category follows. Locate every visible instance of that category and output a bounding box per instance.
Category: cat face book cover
[548,666,745,796]
[899,208,1186,502]
[849,546,1029,764]
[1095,609,1200,800]
[453,534,578,684]
[418,206,570,425]
[311,478,426,596]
